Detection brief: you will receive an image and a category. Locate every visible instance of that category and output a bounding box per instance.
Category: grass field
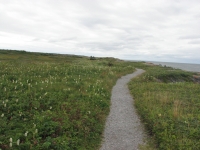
[129,63,200,150]
[0,50,136,150]
[1,50,200,150]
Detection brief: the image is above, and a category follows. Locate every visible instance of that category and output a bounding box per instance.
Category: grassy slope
[0,50,137,150]
[129,63,200,150]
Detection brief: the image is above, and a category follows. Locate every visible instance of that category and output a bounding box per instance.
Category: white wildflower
[9,138,12,143]
[35,129,38,134]
[9,142,12,147]
[24,131,28,137]
[17,139,20,145]
[1,113,4,117]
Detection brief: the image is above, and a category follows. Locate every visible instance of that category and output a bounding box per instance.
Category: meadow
[1,50,200,150]
[129,63,200,150]
[0,50,136,150]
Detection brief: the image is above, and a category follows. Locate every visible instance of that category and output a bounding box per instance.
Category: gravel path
[100,69,146,150]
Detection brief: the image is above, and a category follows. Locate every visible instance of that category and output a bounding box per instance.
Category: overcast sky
[1,0,200,63]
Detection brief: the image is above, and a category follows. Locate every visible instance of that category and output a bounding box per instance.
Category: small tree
[90,56,95,60]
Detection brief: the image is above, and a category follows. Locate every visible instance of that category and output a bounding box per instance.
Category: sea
[149,61,200,73]
[125,59,200,72]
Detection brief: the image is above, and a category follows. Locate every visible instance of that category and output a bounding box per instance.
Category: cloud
[0,0,200,63]
[179,35,200,40]
[188,40,200,45]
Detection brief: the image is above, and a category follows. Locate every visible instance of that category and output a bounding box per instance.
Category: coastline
[149,61,200,72]
[124,59,200,73]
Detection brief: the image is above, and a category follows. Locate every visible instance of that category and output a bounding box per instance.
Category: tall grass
[0,50,136,150]
[129,63,200,150]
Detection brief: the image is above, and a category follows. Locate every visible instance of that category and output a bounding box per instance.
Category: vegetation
[89,56,96,60]
[1,49,200,150]
[0,50,136,150]
[129,63,200,150]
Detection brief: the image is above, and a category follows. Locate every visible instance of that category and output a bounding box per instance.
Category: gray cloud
[179,35,200,40]
[0,0,200,63]
[188,40,200,44]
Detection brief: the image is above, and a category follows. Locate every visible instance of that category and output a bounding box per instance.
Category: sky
[0,0,200,64]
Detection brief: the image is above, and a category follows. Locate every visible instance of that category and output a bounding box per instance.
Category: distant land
[1,49,200,72]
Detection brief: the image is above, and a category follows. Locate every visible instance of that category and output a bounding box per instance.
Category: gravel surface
[100,69,146,150]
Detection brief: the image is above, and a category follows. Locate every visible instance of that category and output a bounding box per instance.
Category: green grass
[0,50,136,150]
[2,50,200,149]
[129,63,200,150]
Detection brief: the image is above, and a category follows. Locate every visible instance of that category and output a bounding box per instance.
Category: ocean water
[149,61,200,72]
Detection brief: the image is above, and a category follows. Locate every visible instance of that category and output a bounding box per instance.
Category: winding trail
[100,69,146,150]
